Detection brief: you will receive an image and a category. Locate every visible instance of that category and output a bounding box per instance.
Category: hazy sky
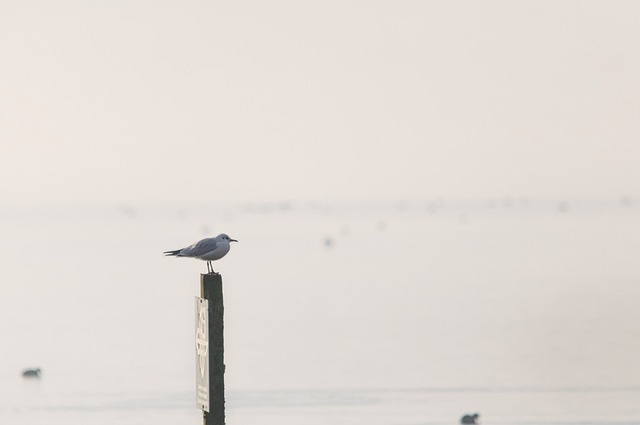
[1,1,638,204]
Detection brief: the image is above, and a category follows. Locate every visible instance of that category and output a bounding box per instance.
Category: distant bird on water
[164,233,238,274]
[461,413,479,424]
[22,368,41,378]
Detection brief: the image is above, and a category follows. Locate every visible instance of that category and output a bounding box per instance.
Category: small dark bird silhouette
[461,413,479,424]
[22,368,41,378]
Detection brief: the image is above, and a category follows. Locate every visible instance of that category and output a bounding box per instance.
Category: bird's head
[219,233,238,243]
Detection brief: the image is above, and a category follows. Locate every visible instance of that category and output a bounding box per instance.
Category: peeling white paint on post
[195,297,209,412]
[199,273,225,425]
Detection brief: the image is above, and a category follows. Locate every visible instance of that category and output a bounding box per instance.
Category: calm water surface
[1,198,639,424]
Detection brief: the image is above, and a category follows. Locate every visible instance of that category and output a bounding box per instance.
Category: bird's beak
[230,238,238,243]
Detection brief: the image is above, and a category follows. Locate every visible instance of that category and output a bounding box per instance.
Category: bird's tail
[163,249,182,257]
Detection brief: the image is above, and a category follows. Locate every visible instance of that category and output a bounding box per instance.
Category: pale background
[1,2,639,424]
[1,0,638,203]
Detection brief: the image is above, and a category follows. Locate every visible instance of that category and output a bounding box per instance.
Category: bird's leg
[207,261,217,274]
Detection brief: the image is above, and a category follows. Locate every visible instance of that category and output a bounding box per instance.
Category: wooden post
[201,273,225,425]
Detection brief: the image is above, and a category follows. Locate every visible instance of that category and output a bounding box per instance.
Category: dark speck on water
[460,413,479,424]
[22,368,41,378]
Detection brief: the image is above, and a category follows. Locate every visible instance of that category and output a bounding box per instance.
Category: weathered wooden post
[196,273,225,425]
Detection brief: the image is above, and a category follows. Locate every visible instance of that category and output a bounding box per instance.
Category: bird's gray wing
[179,237,218,257]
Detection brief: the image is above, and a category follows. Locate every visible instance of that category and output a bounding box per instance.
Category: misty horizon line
[0,195,637,216]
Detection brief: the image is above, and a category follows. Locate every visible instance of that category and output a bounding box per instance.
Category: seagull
[164,233,238,274]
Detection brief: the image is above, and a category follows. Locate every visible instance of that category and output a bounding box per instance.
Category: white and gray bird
[164,233,238,274]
